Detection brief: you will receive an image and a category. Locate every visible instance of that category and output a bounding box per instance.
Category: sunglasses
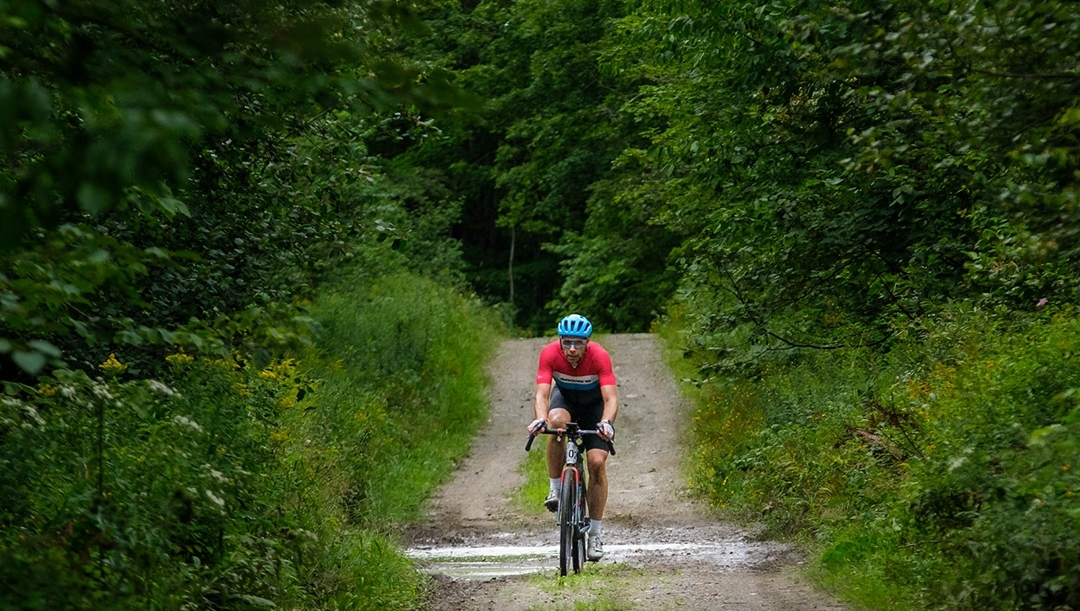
[560,339,588,349]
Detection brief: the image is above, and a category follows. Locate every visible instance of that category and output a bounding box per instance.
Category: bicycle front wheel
[572,479,587,573]
[558,469,577,577]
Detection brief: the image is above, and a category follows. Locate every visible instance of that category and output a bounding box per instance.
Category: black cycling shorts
[549,385,609,453]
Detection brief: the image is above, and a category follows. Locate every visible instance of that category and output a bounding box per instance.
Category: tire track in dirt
[407,334,849,611]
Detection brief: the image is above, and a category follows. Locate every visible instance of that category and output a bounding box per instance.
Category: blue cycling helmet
[557,314,593,338]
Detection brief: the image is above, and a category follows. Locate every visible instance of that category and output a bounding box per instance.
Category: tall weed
[309,271,498,524]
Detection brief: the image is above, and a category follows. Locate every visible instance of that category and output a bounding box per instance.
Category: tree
[603,0,1080,360]
[0,0,467,375]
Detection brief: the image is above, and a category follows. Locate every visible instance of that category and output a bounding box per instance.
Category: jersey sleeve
[535,341,558,384]
[594,345,617,386]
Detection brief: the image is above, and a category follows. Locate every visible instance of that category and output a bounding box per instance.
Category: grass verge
[524,563,648,611]
[517,435,552,513]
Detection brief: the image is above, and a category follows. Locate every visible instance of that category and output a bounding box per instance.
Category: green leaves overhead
[0,0,464,249]
[588,0,1080,354]
[0,0,481,375]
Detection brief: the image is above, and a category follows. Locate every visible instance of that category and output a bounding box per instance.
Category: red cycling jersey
[535,340,616,406]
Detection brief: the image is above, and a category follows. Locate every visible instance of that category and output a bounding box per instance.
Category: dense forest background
[2,0,1079,609]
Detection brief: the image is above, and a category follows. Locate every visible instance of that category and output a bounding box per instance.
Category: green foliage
[0,267,498,610]
[0,0,462,247]
[384,0,1080,339]
[674,306,1080,610]
[0,0,496,607]
[0,0,475,379]
[593,0,1079,354]
[517,432,553,513]
[309,270,499,524]
[384,0,652,332]
[0,357,331,609]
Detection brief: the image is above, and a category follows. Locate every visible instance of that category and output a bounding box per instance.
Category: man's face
[560,337,588,365]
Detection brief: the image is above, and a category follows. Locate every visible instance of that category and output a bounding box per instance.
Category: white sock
[589,519,602,537]
[549,478,561,494]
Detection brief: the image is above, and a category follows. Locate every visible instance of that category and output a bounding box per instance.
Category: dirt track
[406,334,850,611]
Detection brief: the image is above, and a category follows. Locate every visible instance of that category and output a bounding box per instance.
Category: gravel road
[406,334,850,611]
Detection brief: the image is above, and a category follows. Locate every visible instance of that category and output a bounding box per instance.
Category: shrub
[0,268,498,610]
[675,306,1080,610]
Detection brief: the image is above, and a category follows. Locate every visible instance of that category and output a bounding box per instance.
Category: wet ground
[406,525,793,579]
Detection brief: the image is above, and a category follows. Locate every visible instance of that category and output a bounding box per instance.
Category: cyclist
[527,314,618,561]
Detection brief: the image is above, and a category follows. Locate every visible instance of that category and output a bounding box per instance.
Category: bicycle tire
[572,479,587,572]
[558,469,576,576]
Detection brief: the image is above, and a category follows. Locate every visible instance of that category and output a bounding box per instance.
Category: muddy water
[406,528,791,579]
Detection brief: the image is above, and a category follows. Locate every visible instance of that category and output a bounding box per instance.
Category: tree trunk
[508,224,516,308]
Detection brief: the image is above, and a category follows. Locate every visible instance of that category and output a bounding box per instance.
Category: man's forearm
[600,386,618,422]
[535,384,551,420]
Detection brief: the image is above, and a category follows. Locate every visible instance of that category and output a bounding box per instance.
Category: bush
[0,269,498,610]
[674,305,1080,610]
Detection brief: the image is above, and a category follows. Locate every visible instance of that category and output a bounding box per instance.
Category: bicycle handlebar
[525,425,615,455]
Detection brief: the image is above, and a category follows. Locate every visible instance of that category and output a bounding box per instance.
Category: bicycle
[525,422,615,576]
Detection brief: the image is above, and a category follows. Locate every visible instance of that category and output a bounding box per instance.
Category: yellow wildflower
[166,352,195,368]
[260,358,298,381]
[99,353,127,375]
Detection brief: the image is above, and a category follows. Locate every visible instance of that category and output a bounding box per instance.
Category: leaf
[156,193,191,218]
[1029,424,1065,446]
[26,340,61,358]
[1058,107,1080,126]
[253,348,272,370]
[77,183,112,214]
[12,351,46,375]
[235,595,276,608]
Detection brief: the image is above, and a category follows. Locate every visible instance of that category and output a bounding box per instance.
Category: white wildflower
[22,405,45,426]
[91,382,114,401]
[206,466,228,483]
[173,415,204,432]
[145,380,179,397]
[205,490,225,508]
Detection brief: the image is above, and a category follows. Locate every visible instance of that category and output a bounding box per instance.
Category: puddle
[406,537,766,579]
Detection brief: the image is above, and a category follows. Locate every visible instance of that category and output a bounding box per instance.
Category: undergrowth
[663,304,1080,610]
[0,270,498,610]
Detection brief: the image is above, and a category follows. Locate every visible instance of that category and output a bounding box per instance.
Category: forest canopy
[389,0,1079,340]
[2,0,1079,609]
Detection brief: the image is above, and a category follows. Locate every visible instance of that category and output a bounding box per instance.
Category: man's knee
[547,407,571,428]
[587,451,607,476]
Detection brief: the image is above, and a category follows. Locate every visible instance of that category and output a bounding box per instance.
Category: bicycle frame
[525,423,614,576]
